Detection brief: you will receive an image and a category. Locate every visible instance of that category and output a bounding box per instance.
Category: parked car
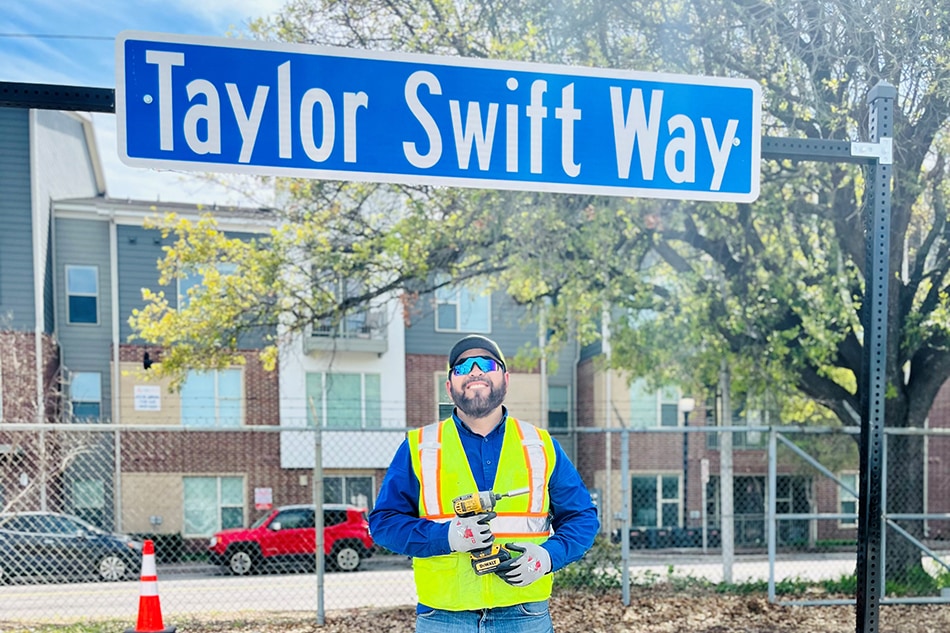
[207,504,374,575]
[0,511,143,583]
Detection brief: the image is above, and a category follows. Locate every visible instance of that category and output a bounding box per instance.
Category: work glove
[494,542,551,587]
[447,512,496,553]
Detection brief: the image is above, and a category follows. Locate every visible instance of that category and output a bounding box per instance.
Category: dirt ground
[140,588,950,633]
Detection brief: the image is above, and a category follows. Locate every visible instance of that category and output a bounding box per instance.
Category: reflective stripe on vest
[417,422,444,517]
[515,422,550,534]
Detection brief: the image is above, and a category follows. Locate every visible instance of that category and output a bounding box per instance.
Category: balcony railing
[304,309,388,355]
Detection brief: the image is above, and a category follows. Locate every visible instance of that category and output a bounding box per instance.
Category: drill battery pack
[471,543,511,575]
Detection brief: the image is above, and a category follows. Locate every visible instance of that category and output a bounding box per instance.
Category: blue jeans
[415,601,553,633]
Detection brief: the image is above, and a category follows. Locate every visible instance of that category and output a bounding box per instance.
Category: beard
[450,376,507,419]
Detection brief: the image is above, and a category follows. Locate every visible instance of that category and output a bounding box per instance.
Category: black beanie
[447,335,506,371]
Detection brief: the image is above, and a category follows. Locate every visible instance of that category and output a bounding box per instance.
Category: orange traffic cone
[126,539,176,633]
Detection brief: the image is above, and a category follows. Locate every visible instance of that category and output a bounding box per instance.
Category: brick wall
[0,330,60,422]
[405,353,446,428]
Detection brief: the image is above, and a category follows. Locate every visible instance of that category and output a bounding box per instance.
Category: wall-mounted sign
[133,385,161,411]
[254,487,273,511]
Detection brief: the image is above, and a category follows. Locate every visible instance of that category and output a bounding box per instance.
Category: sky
[2,0,289,205]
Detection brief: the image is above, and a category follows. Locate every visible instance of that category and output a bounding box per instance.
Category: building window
[632,474,681,528]
[183,476,244,537]
[659,386,679,427]
[838,472,858,528]
[629,380,682,429]
[70,372,102,421]
[180,369,243,427]
[324,475,375,509]
[436,373,454,420]
[177,263,237,309]
[72,478,105,527]
[66,265,98,324]
[435,284,490,333]
[307,372,381,429]
[548,385,570,430]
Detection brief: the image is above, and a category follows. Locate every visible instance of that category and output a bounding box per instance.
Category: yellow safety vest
[408,416,557,610]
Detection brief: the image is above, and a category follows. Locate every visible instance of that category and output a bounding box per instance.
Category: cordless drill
[452,487,530,575]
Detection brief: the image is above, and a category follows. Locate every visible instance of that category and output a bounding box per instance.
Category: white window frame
[838,472,859,528]
[434,284,491,333]
[70,372,102,420]
[659,386,680,427]
[548,384,571,430]
[180,368,244,428]
[632,473,683,528]
[307,372,382,429]
[182,475,245,537]
[630,380,683,429]
[324,475,375,509]
[65,265,99,325]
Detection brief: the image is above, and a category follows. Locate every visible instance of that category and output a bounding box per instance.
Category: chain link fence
[1,423,948,625]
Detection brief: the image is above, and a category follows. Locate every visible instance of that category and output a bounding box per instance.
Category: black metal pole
[855,81,896,633]
[0,81,114,112]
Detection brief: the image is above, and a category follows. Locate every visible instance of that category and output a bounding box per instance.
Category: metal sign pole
[855,82,897,633]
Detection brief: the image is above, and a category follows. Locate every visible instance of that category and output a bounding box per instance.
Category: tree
[130,0,950,588]
[0,329,98,515]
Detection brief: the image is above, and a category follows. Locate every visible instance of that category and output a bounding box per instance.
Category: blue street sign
[117,32,761,202]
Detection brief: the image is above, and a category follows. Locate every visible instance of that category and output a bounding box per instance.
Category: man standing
[370,334,599,632]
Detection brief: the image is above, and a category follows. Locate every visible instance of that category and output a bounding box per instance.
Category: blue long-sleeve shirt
[369,409,599,575]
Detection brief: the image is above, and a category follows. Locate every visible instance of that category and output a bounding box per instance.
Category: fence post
[312,423,325,626]
[767,428,777,603]
[719,363,734,583]
[620,426,630,606]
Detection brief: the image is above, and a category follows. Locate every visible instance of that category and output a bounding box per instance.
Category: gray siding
[54,218,113,419]
[0,108,35,329]
[117,225,271,348]
[405,289,577,383]
[117,225,168,343]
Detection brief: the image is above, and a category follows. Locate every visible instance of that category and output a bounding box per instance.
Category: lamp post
[679,397,696,529]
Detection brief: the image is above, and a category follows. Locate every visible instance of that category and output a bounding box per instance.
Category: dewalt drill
[452,487,530,575]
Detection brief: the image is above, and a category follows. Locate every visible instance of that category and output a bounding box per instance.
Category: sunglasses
[451,356,504,376]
